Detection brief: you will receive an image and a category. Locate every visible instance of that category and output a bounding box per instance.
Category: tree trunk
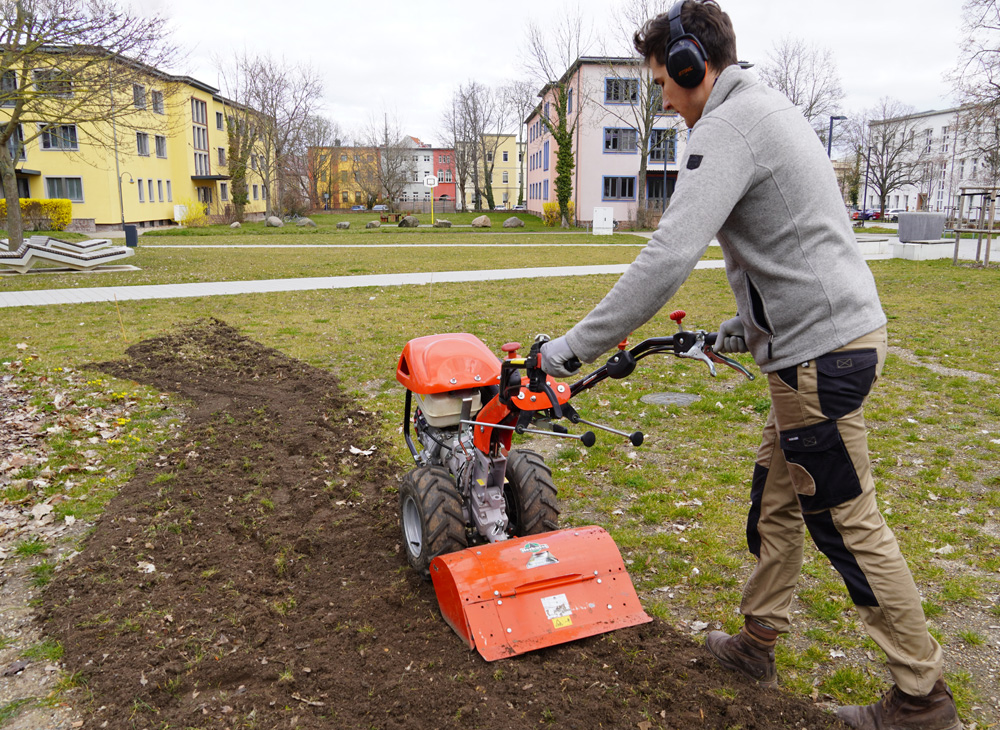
[0,150,25,250]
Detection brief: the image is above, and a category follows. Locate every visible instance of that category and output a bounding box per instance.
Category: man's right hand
[539,336,581,378]
[715,316,748,354]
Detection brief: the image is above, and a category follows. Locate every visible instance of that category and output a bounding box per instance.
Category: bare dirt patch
[36,319,844,729]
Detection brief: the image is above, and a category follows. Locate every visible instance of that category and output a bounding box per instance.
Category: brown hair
[633,0,738,72]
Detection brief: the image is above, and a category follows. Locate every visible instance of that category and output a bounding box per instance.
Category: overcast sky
[136,0,965,147]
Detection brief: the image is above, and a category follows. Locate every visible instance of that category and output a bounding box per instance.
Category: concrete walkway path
[0,262,723,309]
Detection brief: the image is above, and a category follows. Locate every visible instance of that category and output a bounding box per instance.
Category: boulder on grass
[336,221,350,230]
[265,216,283,228]
[229,222,241,229]
[298,218,318,228]
[399,215,420,228]
[433,219,452,228]
[366,220,381,229]
[503,216,524,228]
[471,215,491,228]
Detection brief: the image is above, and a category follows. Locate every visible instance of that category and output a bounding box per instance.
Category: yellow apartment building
[3,60,268,231]
[308,145,381,210]
[462,134,525,210]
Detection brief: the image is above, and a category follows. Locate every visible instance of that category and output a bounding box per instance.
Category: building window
[543,141,549,171]
[218,147,226,165]
[424,155,430,162]
[220,182,229,201]
[355,191,361,203]
[166,180,172,201]
[340,153,348,162]
[502,171,509,184]
[261,186,267,200]
[649,129,676,161]
[941,126,950,154]
[603,176,636,200]
[137,178,145,202]
[251,155,258,170]
[133,84,146,109]
[605,78,638,103]
[136,132,149,156]
[253,184,259,200]
[148,179,154,202]
[1,70,17,107]
[5,124,25,161]
[502,151,509,162]
[33,69,72,98]
[604,127,638,153]
[191,98,207,124]
[444,170,452,183]
[194,152,210,175]
[543,179,549,200]
[151,90,164,114]
[342,191,349,203]
[193,126,208,151]
[486,151,493,163]
[157,179,164,202]
[40,124,78,150]
[216,111,224,130]
[44,177,82,201]
[568,88,573,115]
[155,135,167,158]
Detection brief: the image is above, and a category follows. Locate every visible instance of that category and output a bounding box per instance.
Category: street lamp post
[827,115,847,157]
[117,172,134,231]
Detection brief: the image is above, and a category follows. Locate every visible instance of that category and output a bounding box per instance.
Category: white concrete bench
[0,236,134,274]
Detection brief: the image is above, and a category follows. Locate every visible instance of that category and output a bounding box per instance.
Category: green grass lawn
[2,240,998,724]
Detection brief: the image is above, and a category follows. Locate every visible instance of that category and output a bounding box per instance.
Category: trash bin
[124,224,138,248]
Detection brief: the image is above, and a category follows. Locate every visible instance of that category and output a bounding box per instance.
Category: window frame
[45,176,83,202]
[602,175,637,201]
[604,127,639,154]
[39,123,78,151]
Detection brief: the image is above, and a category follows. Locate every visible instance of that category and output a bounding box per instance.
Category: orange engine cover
[397,333,502,394]
[430,526,651,661]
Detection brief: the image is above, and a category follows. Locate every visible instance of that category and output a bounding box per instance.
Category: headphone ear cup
[667,38,706,88]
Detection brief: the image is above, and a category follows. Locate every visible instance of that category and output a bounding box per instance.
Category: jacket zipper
[744,273,775,359]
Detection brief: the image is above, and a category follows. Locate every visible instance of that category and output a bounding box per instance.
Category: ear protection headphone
[665,0,707,89]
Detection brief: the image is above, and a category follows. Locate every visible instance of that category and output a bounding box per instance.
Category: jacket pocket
[815,348,878,420]
[780,420,862,512]
[744,273,774,358]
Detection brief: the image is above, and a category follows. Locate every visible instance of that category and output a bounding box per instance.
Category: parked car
[350,205,365,212]
[512,204,527,211]
[494,205,507,211]
[886,209,906,222]
[372,204,389,211]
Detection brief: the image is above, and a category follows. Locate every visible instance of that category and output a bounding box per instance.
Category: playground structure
[949,186,997,267]
[0,236,134,274]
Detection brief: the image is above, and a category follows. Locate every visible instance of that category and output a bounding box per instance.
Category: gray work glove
[539,335,581,378]
[715,316,749,354]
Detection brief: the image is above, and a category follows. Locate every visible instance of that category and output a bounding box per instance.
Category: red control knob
[617,337,630,351]
[501,342,521,359]
[669,310,686,323]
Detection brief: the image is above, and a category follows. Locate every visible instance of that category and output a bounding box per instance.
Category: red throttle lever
[669,310,686,333]
[501,342,521,360]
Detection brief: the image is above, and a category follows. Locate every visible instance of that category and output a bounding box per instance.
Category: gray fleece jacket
[564,66,886,374]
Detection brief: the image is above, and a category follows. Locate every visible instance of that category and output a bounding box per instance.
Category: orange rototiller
[395,311,753,660]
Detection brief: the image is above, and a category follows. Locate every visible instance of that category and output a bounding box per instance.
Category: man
[539,2,961,728]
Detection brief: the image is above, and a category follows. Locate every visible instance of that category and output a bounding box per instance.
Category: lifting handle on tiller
[495,571,597,599]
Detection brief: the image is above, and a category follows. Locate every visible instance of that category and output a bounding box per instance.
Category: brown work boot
[705,620,777,688]
[836,678,962,730]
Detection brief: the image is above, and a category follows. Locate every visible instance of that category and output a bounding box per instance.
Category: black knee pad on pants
[780,420,863,512]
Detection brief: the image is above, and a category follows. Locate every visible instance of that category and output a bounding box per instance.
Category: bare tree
[298,114,341,211]
[355,111,412,212]
[524,6,592,227]
[218,53,323,219]
[1,0,175,248]
[440,93,474,211]
[850,98,925,216]
[501,80,536,206]
[951,1,1000,190]
[757,36,845,139]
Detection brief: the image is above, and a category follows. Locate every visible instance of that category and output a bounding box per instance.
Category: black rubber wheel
[504,449,559,537]
[399,465,467,580]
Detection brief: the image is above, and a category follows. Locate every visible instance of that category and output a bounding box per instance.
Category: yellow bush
[542,201,574,227]
[0,198,73,231]
[177,197,209,227]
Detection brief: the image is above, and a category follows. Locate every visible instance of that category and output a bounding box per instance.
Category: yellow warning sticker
[553,616,573,629]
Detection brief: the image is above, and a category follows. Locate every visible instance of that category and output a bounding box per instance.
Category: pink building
[525,56,689,225]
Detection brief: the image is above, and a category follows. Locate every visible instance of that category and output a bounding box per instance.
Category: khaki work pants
[740,325,943,695]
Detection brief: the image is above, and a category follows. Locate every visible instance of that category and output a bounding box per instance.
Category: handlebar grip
[565,356,582,374]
